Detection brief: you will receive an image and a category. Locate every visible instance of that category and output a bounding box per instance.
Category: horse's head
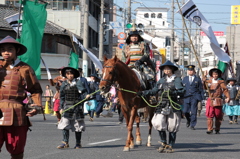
[99,55,119,94]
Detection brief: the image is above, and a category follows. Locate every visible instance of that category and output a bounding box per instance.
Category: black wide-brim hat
[226,77,237,82]
[209,68,222,77]
[90,73,99,79]
[126,30,144,44]
[61,67,80,78]
[0,36,27,56]
[159,60,178,72]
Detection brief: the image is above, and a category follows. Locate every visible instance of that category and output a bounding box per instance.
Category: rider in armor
[122,29,156,89]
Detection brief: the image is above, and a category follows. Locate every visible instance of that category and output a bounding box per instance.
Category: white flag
[41,57,52,80]
[177,0,230,63]
[4,13,22,34]
[72,35,103,70]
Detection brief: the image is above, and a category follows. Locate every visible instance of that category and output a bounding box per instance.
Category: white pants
[151,111,181,132]
[58,117,85,132]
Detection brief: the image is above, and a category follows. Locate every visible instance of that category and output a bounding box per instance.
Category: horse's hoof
[123,147,130,151]
[130,145,134,149]
[146,143,151,147]
[136,140,142,145]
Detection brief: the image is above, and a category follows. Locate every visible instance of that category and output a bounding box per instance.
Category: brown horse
[99,56,155,151]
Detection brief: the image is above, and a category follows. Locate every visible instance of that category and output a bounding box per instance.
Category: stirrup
[157,142,166,153]
[57,141,69,149]
[165,145,174,153]
[74,144,82,149]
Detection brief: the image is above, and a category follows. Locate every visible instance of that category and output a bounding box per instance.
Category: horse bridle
[101,65,117,89]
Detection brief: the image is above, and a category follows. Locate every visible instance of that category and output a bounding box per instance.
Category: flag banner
[18,0,47,79]
[177,0,230,63]
[72,35,103,70]
[224,43,234,77]
[68,51,79,69]
[41,57,52,80]
[4,13,22,34]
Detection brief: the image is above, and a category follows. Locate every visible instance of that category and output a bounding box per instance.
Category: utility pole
[181,0,185,66]
[82,0,89,77]
[127,0,131,23]
[188,20,192,65]
[170,0,175,62]
[99,0,104,61]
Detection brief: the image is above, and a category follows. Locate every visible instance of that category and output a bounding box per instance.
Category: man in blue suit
[182,65,204,130]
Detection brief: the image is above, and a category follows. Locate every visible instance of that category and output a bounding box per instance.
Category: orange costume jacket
[0,59,42,126]
[204,79,230,107]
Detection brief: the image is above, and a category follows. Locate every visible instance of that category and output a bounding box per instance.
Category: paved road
[1,110,240,159]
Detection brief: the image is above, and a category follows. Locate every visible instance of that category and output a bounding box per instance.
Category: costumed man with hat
[57,67,87,149]
[121,27,156,90]
[182,65,204,130]
[0,36,43,159]
[203,68,230,134]
[137,60,185,153]
[222,78,240,124]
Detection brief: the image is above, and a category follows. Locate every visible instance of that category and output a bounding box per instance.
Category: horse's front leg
[147,107,155,147]
[123,107,137,151]
[135,115,142,146]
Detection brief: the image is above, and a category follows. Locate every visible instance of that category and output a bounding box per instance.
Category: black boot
[57,129,69,149]
[166,132,176,153]
[158,131,167,153]
[74,132,82,149]
[185,113,190,127]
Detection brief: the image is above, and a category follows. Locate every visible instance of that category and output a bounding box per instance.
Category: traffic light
[125,23,144,35]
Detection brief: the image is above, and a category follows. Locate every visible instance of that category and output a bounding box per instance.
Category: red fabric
[53,99,60,111]
[0,126,28,155]
[125,58,130,65]
[205,98,223,119]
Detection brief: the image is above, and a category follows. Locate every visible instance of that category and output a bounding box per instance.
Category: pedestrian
[137,60,185,153]
[222,78,240,124]
[57,67,87,149]
[77,68,90,96]
[53,87,61,124]
[44,85,53,109]
[0,36,43,159]
[182,65,204,130]
[203,68,230,134]
[86,74,100,121]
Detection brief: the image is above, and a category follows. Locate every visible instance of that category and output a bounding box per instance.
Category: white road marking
[87,138,121,145]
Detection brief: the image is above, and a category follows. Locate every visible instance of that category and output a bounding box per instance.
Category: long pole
[176,0,211,98]
[127,0,131,23]
[82,0,89,77]
[16,1,23,39]
[181,0,185,66]
[170,0,175,62]
[99,0,104,61]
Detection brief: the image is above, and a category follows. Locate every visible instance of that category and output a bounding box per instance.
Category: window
[158,13,162,18]
[144,13,149,18]
[163,21,165,26]
[150,21,152,25]
[151,13,155,18]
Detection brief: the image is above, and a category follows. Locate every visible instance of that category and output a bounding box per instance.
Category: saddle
[132,69,157,104]
[132,68,147,90]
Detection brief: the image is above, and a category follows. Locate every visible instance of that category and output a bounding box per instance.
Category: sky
[114,0,240,36]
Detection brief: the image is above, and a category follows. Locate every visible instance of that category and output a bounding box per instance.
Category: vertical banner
[68,51,79,69]
[19,0,47,79]
[177,0,230,63]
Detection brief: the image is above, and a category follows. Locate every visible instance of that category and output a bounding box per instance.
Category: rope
[118,88,182,110]
[61,90,100,114]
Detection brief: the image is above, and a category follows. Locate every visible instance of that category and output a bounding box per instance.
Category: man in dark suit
[182,65,204,130]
